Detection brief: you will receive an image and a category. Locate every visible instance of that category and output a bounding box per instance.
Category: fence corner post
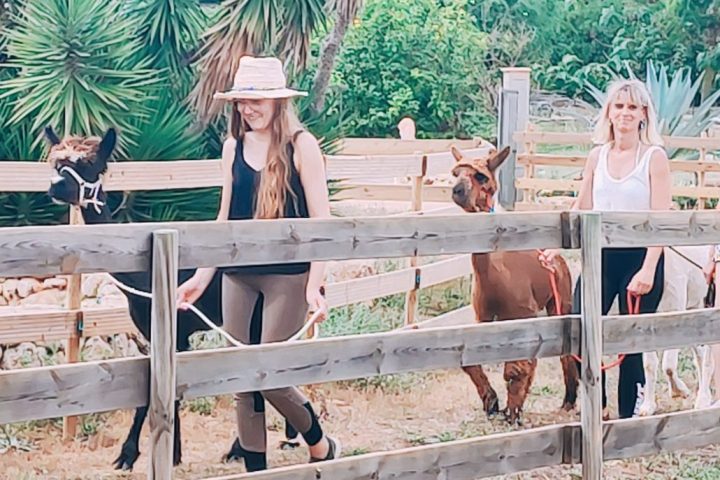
[579,212,603,479]
[148,229,179,480]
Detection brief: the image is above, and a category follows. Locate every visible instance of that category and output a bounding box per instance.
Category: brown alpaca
[450,145,579,424]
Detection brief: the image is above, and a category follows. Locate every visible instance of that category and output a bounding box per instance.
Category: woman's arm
[194,137,236,284]
[295,132,332,312]
[641,148,672,272]
[573,146,601,211]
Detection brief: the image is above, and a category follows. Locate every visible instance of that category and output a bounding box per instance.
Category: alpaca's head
[450,145,510,213]
[44,127,116,209]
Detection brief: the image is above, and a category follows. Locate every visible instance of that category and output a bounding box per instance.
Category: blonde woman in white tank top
[540,79,672,419]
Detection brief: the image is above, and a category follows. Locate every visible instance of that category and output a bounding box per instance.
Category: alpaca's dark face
[450,146,510,213]
[45,127,116,207]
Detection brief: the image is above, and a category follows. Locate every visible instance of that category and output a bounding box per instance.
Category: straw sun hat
[213,56,308,101]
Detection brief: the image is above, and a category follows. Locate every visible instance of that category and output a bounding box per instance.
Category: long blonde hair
[229,99,303,219]
[592,79,664,147]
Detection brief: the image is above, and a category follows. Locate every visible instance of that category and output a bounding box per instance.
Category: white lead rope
[105,275,322,347]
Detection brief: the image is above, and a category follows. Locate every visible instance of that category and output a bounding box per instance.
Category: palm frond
[0,0,162,153]
[188,0,329,124]
[585,60,720,158]
[127,0,210,98]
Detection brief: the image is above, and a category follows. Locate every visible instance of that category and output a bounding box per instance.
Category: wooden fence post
[399,118,423,326]
[63,205,83,441]
[404,152,425,326]
[580,212,603,479]
[148,229,178,480]
[497,87,519,210]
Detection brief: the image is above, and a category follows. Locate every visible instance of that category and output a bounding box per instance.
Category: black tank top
[223,131,311,275]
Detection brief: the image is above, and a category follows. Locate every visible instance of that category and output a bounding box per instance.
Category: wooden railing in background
[511,128,720,210]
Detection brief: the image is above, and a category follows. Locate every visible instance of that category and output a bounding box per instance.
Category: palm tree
[188,0,328,125]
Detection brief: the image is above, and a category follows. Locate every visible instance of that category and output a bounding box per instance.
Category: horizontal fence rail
[0,212,569,276]
[5,305,720,425]
[3,210,720,480]
[0,147,491,193]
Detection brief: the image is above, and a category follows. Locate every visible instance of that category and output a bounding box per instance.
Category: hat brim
[214,88,308,101]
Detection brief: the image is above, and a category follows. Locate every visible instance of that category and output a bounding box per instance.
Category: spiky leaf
[188,0,328,124]
[0,0,162,152]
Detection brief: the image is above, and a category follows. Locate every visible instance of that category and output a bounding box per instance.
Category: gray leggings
[222,271,318,453]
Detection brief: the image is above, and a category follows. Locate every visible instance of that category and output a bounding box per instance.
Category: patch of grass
[0,425,34,453]
[644,452,720,480]
[677,348,698,381]
[345,447,371,456]
[79,413,104,437]
[417,277,472,318]
[342,372,428,394]
[184,396,216,416]
[531,384,559,397]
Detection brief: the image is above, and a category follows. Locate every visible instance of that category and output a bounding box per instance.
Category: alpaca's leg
[503,359,537,425]
[638,351,659,416]
[694,345,714,409]
[462,365,499,416]
[560,355,579,411]
[662,349,691,399]
[712,344,720,403]
[113,406,148,471]
[173,400,182,465]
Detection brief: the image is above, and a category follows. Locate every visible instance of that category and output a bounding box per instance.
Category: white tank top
[592,143,662,211]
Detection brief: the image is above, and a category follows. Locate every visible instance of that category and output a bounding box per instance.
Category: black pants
[573,248,665,418]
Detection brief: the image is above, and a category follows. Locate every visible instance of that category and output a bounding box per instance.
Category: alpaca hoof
[503,407,523,426]
[667,371,691,399]
[694,394,712,410]
[637,400,656,417]
[113,444,140,471]
[560,401,576,412]
[280,440,301,450]
[484,395,500,418]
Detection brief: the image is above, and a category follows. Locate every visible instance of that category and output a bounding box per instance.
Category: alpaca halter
[60,165,105,214]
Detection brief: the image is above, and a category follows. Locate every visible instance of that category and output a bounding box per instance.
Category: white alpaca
[637,245,714,416]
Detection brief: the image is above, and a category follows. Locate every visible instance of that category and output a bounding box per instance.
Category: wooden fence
[2,210,720,479]
[511,128,720,210]
[0,136,487,438]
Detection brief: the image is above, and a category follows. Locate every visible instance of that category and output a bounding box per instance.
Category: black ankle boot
[224,438,267,472]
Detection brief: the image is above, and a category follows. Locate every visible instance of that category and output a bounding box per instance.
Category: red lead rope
[538,250,634,371]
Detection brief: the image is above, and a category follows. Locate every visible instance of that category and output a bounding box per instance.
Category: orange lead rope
[538,250,632,371]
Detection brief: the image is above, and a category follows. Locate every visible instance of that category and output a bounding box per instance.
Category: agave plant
[586,60,720,158]
[0,0,161,153]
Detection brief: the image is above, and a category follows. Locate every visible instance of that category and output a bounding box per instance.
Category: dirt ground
[3,353,720,480]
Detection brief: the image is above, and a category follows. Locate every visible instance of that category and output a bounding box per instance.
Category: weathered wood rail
[0,136,488,439]
[511,129,720,210]
[2,210,720,479]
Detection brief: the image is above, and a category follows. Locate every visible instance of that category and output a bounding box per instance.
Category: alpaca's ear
[44,126,61,146]
[96,128,117,163]
[487,146,511,172]
[451,146,464,163]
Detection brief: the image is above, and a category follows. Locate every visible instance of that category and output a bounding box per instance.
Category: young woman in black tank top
[177,56,340,471]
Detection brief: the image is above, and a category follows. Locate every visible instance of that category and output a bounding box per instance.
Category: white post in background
[501,67,531,146]
[497,67,531,210]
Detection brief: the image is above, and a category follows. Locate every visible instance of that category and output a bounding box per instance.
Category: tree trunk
[700,67,716,104]
[311,14,350,113]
